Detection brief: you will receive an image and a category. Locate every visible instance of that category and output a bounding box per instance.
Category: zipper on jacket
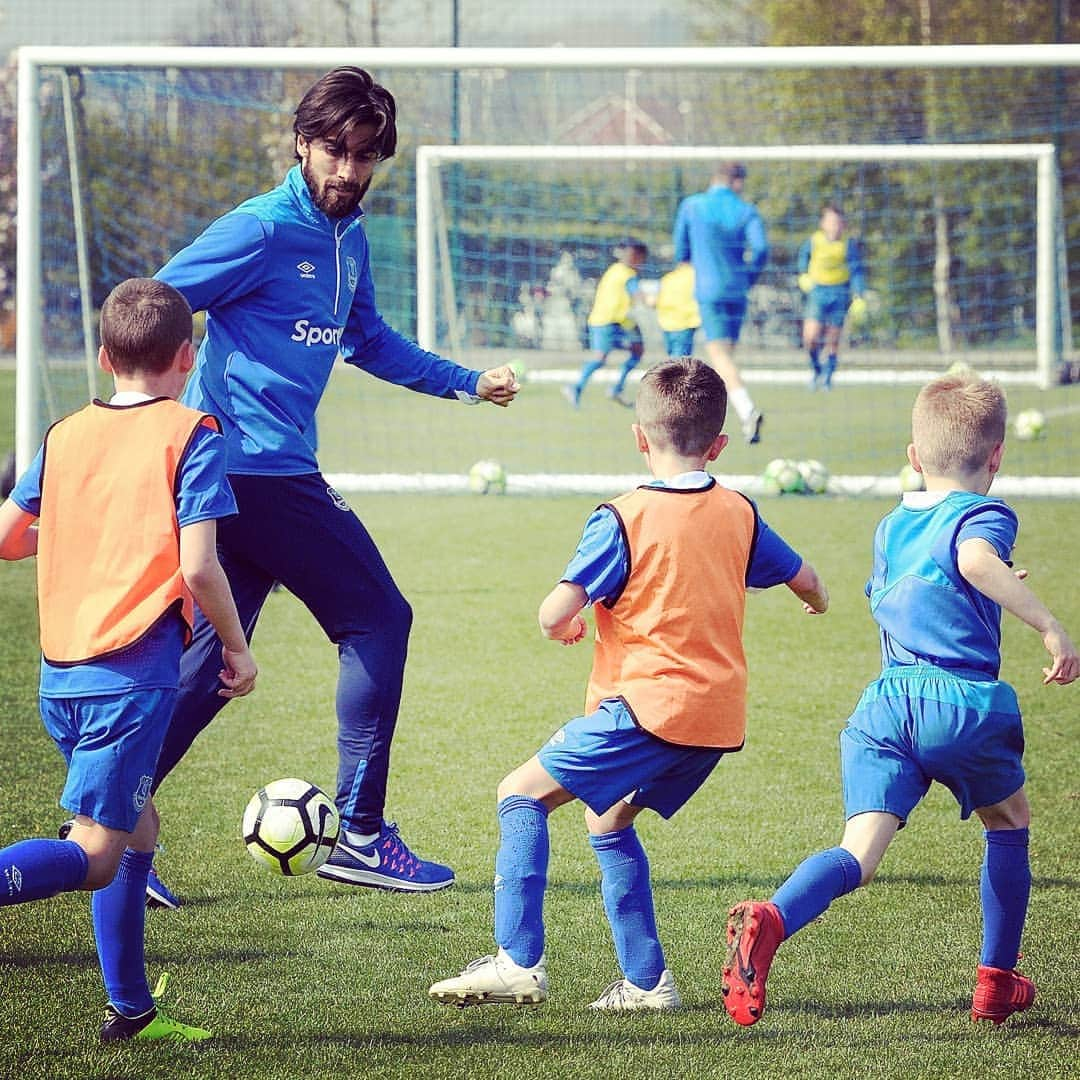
[333,220,344,316]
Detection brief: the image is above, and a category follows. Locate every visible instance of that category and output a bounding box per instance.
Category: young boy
[796,205,866,390]
[430,357,828,1010]
[0,278,258,1043]
[654,262,701,358]
[564,240,648,409]
[722,374,1078,1028]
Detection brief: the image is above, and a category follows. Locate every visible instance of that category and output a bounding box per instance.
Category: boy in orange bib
[0,278,256,1043]
[430,357,828,1011]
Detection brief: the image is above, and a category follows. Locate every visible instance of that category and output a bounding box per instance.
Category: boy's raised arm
[957,537,1079,685]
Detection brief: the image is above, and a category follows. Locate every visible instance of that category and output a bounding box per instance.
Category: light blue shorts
[588,323,644,355]
[840,666,1024,823]
[663,328,697,357]
[41,688,176,832]
[699,298,748,343]
[536,698,725,819]
[805,284,850,328]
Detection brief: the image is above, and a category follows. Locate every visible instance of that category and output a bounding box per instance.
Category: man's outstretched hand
[476,365,521,407]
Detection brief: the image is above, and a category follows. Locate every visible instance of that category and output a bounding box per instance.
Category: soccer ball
[946,360,975,377]
[762,458,805,495]
[797,459,830,495]
[899,463,925,492]
[1013,408,1046,441]
[242,778,340,876]
[468,459,508,495]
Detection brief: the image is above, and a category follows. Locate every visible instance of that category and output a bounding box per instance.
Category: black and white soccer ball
[242,778,340,875]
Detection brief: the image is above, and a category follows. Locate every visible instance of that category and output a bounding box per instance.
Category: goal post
[417,141,1061,389]
[14,44,1080,494]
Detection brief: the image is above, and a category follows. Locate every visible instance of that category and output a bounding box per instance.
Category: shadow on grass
[780,998,1078,1036]
[118,869,1080,911]
[872,872,1078,890]
[1,946,296,970]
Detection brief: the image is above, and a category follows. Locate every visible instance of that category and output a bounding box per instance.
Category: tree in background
[755,0,1079,352]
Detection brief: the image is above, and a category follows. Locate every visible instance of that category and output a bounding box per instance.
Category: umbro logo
[133,774,152,811]
[297,261,316,279]
[326,486,350,512]
[4,864,23,895]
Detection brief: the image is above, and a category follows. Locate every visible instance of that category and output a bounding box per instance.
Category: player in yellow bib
[797,206,866,390]
[564,240,648,408]
[653,263,701,357]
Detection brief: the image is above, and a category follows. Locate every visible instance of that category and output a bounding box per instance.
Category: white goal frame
[416,141,1060,383]
[16,43,1080,477]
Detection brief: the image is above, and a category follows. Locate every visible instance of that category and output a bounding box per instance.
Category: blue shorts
[663,328,697,357]
[588,323,644,355]
[699,298,747,343]
[840,667,1024,823]
[41,688,176,832]
[536,698,725,819]
[805,284,850,328]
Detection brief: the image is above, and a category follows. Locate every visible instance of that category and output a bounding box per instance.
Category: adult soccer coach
[151,66,519,901]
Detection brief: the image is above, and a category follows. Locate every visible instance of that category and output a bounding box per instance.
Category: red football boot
[722,900,786,1026]
[971,964,1035,1024]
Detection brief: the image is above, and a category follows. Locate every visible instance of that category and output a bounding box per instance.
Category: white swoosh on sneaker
[336,840,380,868]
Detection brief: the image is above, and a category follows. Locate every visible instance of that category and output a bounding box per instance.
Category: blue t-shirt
[867,490,1018,677]
[11,416,237,697]
[561,473,803,604]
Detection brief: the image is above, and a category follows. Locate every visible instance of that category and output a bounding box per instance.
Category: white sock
[729,387,755,422]
[345,829,379,847]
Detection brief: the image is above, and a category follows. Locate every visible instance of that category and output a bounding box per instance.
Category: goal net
[16,46,1080,495]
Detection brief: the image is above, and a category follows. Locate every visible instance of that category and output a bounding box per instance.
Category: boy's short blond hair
[636,358,727,457]
[911,374,1007,476]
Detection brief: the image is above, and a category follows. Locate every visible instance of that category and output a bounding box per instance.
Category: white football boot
[588,969,681,1011]
[429,949,548,1007]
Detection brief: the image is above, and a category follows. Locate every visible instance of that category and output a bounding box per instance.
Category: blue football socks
[823,354,838,386]
[0,838,88,904]
[771,846,862,938]
[92,847,155,1017]
[979,827,1030,970]
[808,345,821,376]
[611,356,639,397]
[494,795,549,969]
[575,359,606,396]
[590,826,665,991]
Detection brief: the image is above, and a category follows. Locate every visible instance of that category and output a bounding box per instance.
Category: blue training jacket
[672,184,768,303]
[158,165,481,476]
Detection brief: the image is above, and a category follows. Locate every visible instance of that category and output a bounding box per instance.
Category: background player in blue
[152,67,519,901]
[0,279,257,1043]
[429,359,828,1011]
[673,162,768,444]
[722,374,1078,1029]
[797,205,867,390]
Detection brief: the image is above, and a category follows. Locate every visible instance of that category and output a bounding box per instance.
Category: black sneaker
[742,410,764,445]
